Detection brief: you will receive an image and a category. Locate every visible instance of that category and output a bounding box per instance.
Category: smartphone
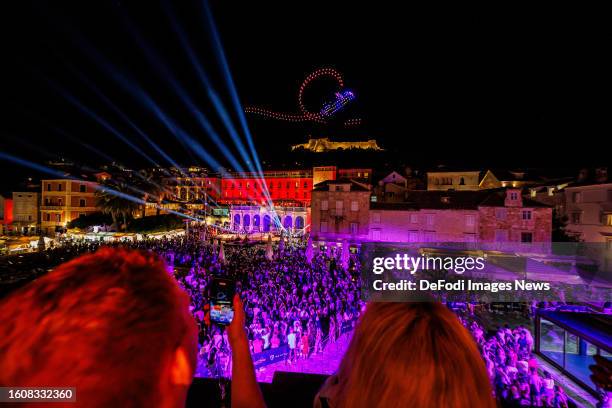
[209,277,235,325]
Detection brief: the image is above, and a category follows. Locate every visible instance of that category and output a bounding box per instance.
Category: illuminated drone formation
[245,67,362,127]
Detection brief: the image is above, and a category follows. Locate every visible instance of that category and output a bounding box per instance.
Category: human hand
[228,294,248,348]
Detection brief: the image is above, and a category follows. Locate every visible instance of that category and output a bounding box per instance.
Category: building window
[28,215,32,221]
[55,214,61,222]
[321,200,328,211]
[47,183,51,191]
[349,222,358,235]
[571,212,582,224]
[572,192,582,203]
[465,214,475,227]
[351,201,359,211]
[495,208,507,220]
[304,182,308,189]
[58,184,62,191]
[320,221,328,233]
[522,210,532,220]
[80,184,86,193]
[510,192,518,200]
[45,213,51,221]
[372,212,381,223]
[79,199,86,207]
[426,214,435,226]
[605,214,612,226]
[521,232,533,243]
[335,200,343,215]
[410,213,419,224]
[372,229,381,241]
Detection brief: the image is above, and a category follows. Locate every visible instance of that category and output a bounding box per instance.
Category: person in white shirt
[286,327,297,364]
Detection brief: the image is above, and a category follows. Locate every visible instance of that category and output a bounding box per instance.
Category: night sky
[1,1,610,188]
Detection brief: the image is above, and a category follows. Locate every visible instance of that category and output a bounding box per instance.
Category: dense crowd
[166,234,363,375]
[463,318,570,408]
[0,230,363,375]
[2,231,588,406]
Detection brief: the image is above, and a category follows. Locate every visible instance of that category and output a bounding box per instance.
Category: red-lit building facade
[220,170,314,205]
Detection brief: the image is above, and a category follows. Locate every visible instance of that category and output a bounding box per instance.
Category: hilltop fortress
[291,137,383,153]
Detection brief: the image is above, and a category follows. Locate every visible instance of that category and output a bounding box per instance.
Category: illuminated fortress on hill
[291,137,383,153]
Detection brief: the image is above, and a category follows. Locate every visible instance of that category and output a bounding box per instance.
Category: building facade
[229,205,310,234]
[478,189,553,243]
[321,188,553,245]
[221,170,314,205]
[0,195,13,234]
[40,180,99,234]
[311,179,371,245]
[563,183,612,244]
[427,170,482,191]
[12,192,39,235]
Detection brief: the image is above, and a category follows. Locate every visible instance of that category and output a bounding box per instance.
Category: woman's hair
[326,302,496,408]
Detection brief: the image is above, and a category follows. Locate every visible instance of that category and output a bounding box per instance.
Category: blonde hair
[326,302,495,408]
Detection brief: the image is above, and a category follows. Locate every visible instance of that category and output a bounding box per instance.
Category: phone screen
[209,277,235,325]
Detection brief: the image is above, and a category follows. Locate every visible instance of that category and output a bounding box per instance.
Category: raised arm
[228,294,266,408]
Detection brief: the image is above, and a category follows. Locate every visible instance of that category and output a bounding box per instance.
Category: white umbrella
[218,240,226,264]
[265,234,274,261]
[278,230,285,253]
[305,236,314,264]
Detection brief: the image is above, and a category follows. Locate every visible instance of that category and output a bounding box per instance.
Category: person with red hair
[314,302,496,408]
[0,247,265,408]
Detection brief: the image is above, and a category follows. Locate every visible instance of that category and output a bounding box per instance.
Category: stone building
[310,179,371,246]
[12,192,38,235]
[229,205,310,234]
[478,189,552,243]
[563,182,612,244]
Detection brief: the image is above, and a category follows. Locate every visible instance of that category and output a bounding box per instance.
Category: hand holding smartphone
[209,277,236,325]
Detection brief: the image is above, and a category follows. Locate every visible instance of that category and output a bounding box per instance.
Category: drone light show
[245,67,362,127]
[320,89,356,118]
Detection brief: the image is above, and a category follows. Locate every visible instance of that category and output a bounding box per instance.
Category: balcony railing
[41,205,64,210]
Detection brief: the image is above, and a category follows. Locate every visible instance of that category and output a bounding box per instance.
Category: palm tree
[133,169,166,218]
[95,178,139,232]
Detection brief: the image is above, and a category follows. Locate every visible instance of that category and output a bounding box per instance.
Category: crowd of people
[464,317,570,407]
[165,232,363,375]
[0,229,364,376]
[2,229,595,407]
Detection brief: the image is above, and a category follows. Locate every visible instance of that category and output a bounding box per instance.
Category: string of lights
[244,67,362,126]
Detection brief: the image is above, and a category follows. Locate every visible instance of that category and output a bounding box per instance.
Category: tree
[133,169,166,217]
[95,178,140,231]
[552,210,581,242]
